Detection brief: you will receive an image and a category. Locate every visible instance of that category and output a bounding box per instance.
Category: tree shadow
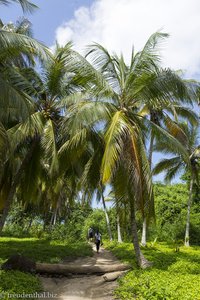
[0,238,93,264]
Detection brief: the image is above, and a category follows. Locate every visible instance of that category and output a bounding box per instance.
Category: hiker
[94,230,102,253]
[88,227,94,241]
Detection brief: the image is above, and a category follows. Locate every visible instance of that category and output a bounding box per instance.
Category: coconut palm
[61,32,192,267]
[0,17,51,232]
[153,123,200,246]
[0,43,79,232]
[140,100,199,246]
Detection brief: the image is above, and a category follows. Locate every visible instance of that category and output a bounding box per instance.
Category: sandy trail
[39,245,123,300]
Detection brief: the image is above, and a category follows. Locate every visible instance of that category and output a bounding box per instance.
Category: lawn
[106,242,200,300]
[0,237,93,264]
[0,237,93,300]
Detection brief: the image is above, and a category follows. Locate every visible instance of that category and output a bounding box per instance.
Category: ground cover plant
[106,242,200,300]
[0,237,93,264]
[0,237,93,299]
[0,270,42,300]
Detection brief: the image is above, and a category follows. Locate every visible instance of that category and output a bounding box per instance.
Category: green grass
[0,270,42,300]
[0,237,93,300]
[0,237,93,264]
[105,242,200,300]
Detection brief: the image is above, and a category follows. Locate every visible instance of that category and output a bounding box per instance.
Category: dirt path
[39,245,125,300]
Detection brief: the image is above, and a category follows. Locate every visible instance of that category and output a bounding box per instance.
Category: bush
[0,270,42,300]
[106,242,200,300]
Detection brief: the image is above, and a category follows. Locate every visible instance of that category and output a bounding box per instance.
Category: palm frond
[149,120,189,163]
[101,110,131,183]
[0,30,50,62]
[0,0,38,13]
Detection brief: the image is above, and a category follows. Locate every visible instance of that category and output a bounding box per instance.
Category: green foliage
[116,270,200,300]
[82,209,106,237]
[82,208,116,240]
[0,270,41,300]
[148,183,200,244]
[0,237,92,299]
[0,237,92,264]
[106,242,200,300]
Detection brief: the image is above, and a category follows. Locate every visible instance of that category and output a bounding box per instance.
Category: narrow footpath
[39,245,128,300]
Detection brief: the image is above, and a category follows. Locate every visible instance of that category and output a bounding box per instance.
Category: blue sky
[1,0,200,77]
[1,0,93,45]
[2,0,199,189]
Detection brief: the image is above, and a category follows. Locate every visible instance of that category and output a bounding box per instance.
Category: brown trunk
[36,262,130,275]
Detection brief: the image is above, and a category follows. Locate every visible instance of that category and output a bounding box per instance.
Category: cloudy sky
[1,0,200,79]
[55,0,200,78]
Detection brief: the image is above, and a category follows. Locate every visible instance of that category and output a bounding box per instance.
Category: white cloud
[54,0,200,77]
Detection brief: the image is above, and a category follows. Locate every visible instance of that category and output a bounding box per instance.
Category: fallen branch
[36,263,131,275]
[102,270,128,282]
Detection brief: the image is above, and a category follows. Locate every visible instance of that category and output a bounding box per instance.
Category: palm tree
[62,32,191,267]
[0,18,50,232]
[140,100,198,246]
[0,43,78,232]
[153,123,200,246]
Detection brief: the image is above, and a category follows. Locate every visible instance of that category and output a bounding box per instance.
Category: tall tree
[140,100,198,246]
[63,32,191,267]
[153,123,200,246]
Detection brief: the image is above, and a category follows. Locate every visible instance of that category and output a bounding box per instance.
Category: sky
[1,0,200,191]
[1,0,200,79]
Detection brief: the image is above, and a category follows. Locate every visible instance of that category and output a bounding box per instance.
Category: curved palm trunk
[101,192,113,241]
[130,201,152,268]
[184,173,194,247]
[0,140,38,234]
[141,133,154,246]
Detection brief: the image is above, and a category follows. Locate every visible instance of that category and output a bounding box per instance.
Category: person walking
[94,230,102,253]
[88,227,94,242]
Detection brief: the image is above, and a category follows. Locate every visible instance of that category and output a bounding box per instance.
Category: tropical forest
[0,1,200,299]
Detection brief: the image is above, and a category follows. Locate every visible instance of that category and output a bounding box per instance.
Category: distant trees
[153,124,200,246]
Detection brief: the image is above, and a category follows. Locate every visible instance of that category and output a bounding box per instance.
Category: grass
[105,241,200,300]
[0,237,93,300]
[0,237,93,264]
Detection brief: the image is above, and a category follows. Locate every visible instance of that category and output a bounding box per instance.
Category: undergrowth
[106,242,200,300]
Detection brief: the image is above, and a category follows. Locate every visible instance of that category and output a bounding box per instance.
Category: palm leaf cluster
[0,0,199,267]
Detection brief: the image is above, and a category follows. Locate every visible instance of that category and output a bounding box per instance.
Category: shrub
[0,270,42,300]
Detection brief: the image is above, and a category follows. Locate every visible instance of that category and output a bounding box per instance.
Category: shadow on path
[39,244,127,300]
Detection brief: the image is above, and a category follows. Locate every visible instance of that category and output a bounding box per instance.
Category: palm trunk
[130,201,152,268]
[0,140,38,234]
[184,173,194,247]
[52,195,62,226]
[148,132,154,168]
[101,192,113,241]
[141,133,154,246]
[117,213,122,243]
[141,217,147,246]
